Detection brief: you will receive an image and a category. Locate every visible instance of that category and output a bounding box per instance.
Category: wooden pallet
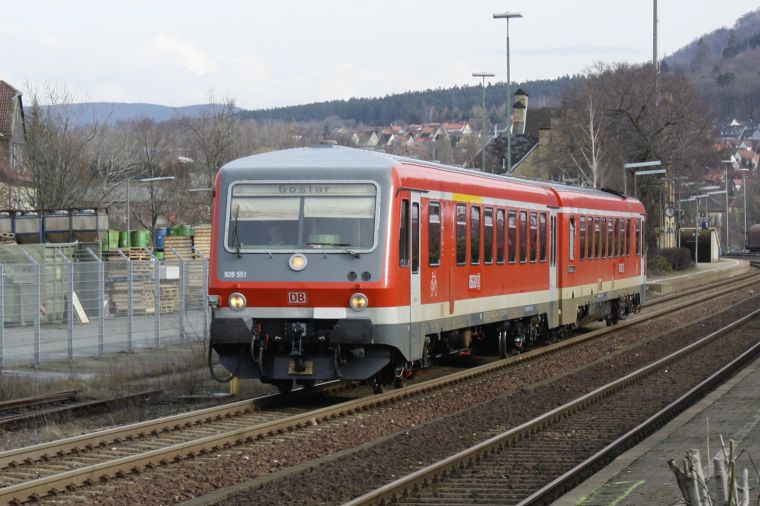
[109,281,154,315]
[163,236,194,261]
[193,225,211,258]
[0,232,16,245]
[159,284,179,313]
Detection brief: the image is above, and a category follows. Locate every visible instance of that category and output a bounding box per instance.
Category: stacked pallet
[0,232,16,245]
[127,248,155,277]
[193,225,211,258]
[163,236,193,261]
[159,283,179,313]
[109,281,155,316]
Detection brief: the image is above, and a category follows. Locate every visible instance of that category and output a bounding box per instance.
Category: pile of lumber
[163,236,193,261]
[193,225,211,258]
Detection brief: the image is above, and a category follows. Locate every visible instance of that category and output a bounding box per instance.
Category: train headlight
[349,292,368,311]
[228,292,247,310]
[289,253,308,271]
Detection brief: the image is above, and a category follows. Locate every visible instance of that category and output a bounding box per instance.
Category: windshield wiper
[232,206,242,258]
[306,242,361,258]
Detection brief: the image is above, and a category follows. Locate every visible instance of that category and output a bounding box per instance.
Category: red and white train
[208,145,646,392]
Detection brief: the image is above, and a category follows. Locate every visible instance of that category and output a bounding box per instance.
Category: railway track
[0,390,160,430]
[345,305,760,505]
[2,272,758,505]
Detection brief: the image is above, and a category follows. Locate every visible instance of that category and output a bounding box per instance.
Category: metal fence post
[153,254,161,347]
[168,247,186,342]
[84,248,105,356]
[21,249,41,367]
[117,248,133,352]
[0,264,4,370]
[57,250,75,362]
[194,250,210,340]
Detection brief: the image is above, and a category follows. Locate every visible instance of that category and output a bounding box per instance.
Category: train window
[579,216,587,259]
[519,211,528,263]
[551,216,556,266]
[529,212,538,262]
[619,219,625,257]
[484,208,494,264]
[539,213,547,262]
[496,209,506,264]
[470,206,481,265]
[412,203,420,273]
[635,219,641,255]
[569,216,575,261]
[456,204,467,265]
[508,210,517,263]
[400,200,409,267]
[594,217,601,258]
[626,219,631,255]
[600,218,607,258]
[228,182,377,252]
[608,218,614,258]
[428,202,441,266]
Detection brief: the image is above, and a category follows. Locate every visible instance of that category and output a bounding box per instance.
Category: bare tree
[21,84,103,209]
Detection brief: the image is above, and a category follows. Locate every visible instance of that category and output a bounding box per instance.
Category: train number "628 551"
[223,271,247,278]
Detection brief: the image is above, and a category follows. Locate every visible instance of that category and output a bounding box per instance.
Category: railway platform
[560,258,759,506]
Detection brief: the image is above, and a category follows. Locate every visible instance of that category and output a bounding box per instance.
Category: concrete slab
[557,354,760,505]
[646,258,750,295]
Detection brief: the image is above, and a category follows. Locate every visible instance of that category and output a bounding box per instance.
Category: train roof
[220,145,645,213]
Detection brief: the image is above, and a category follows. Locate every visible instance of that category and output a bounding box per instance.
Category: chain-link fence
[0,244,209,369]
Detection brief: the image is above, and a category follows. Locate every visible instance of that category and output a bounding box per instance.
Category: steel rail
[1,275,757,503]
[343,306,760,506]
[0,390,79,411]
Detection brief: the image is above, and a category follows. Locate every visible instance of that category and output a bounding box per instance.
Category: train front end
[208,147,398,391]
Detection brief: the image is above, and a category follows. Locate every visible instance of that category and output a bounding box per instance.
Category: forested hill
[663,8,760,120]
[240,76,576,125]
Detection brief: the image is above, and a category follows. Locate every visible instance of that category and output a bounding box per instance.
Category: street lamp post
[739,168,750,250]
[493,11,522,174]
[722,160,732,252]
[623,160,661,196]
[472,71,495,171]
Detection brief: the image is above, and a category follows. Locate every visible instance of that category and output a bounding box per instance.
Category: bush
[649,255,672,274]
[660,247,693,271]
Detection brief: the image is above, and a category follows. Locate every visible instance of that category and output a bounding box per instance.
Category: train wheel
[274,380,293,394]
[498,330,508,359]
[371,377,385,394]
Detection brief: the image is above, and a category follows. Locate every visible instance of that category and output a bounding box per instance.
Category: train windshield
[226,182,377,252]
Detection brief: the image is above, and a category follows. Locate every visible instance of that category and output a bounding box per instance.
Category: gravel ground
[34,286,759,505]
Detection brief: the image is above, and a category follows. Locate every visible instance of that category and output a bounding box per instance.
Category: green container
[153,251,165,261]
[108,230,120,250]
[130,230,149,248]
[119,231,131,249]
[171,225,194,237]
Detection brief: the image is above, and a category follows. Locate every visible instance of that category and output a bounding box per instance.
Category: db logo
[288,292,308,304]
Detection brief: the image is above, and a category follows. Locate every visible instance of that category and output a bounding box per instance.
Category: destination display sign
[233,183,376,197]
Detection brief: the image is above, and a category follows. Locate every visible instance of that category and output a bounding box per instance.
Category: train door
[409,192,422,359]
[549,211,558,327]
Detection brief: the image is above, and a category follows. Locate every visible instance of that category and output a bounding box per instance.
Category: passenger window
[618,219,625,257]
[496,209,506,264]
[579,216,587,259]
[428,202,441,266]
[508,210,517,263]
[635,219,642,255]
[539,213,547,262]
[607,218,614,258]
[412,203,419,273]
[484,208,494,264]
[595,217,601,258]
[470,206,481,265]
[529,212,538,262]
[456,204,467,265]
[400,200,409,267]
[519,211,528,263]
[600,218,607,258]
[569,216,575,261]
[626,219,631,256]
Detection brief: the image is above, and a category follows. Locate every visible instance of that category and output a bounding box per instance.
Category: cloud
[149,32,218,75]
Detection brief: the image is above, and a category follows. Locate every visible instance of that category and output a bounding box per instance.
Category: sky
[1,1,758,110]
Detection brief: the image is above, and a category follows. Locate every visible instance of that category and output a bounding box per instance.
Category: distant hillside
[36,102,242,126]
[664,8,760,120]
[241,76,576,126]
